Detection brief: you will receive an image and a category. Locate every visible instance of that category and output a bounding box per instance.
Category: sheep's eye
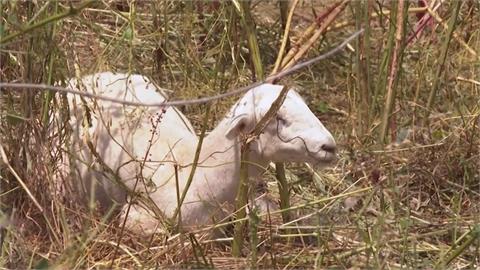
[277,116,288,125]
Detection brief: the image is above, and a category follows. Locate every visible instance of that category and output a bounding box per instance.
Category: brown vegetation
[1,0,479,268]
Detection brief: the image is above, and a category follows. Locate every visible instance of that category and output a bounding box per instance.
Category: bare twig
[272,0,299,74]
[427,5,479,60]
[456,76,480,86]
[279,1,343,69]
[0,143,43,213]
[280,0,350,71]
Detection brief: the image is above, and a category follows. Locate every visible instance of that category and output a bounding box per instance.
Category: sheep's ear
[225,115,253,139]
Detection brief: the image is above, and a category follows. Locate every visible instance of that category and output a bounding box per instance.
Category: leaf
[432,129,444,140]
[34,259,50,270]
[122,25,133,40]
[316,101,329,113]
[6,113,27,125]
[396,127,411,144]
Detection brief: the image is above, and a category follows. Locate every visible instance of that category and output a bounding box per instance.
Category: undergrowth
[1,1,479,269]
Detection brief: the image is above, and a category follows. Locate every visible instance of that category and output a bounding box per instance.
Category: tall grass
[1,1,479,268]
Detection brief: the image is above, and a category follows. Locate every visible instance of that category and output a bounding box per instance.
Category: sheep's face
[225,84,336,166]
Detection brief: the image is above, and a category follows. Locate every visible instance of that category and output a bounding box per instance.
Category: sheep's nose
[321,142,337,154]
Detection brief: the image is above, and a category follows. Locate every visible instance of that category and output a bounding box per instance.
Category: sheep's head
[225,84,336,166]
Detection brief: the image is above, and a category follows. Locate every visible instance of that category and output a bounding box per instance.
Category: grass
[1,0,479,269]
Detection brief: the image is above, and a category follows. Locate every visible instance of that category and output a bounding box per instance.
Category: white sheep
[64,72,336,234]
[64,72,197,208]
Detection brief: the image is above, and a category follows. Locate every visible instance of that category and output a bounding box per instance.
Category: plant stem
[426,0,462,114]
[379,0,407,143]
[275,163,291,222]
[0,0,96,44]
[172,105,211,220]
[232,145,250,257]
[41,1,59,127]
[354,0,372,137]
[238,0,264,80]
[231,0,266,256]
[435,225,480,268]
[272,0,298,74]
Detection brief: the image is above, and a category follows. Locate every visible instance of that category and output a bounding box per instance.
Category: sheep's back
[62,72,198,211]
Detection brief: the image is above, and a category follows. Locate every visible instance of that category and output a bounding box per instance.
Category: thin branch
[0,143,43,213]
[272,0,299,74]
[280,0,349,71]
[171,105,211,221]
[427,5,479,60]
[0,29,364,107]
[379,0,406,143]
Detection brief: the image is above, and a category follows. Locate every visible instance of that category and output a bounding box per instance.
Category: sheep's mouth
[271,125,337,164]
[311,151,337,165]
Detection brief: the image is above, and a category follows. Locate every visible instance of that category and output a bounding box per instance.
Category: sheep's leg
[119,202,168,235]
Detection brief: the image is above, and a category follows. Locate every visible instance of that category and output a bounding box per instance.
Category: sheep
[64,72,337,235]
[63,72,198,208]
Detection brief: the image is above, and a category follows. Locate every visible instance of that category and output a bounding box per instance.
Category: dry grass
[1,0,479,269]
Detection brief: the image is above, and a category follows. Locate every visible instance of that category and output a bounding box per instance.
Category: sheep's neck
[198,119,266,202]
